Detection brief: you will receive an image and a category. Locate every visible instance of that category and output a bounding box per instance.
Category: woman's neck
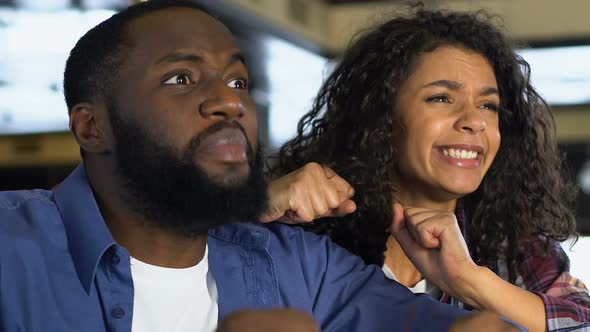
[394,190,457,213]
[384,236,423,287]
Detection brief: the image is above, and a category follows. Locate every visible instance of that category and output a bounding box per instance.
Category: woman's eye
[426,94,450,103]
[480,103,500,112]
[227,78,248,90]
[163,74,193,85]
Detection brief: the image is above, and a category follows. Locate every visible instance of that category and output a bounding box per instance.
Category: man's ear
[69,102,112,154]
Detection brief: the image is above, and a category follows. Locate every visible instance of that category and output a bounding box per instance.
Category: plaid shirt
[441,207,590,331]
[520,241,590,331]
[440,240,590,331]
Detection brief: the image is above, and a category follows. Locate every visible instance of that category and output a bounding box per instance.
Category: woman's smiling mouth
[435,144,484,168]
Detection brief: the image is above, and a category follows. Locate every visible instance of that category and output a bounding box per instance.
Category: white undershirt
[130,246,218,332]
[382,264,441,298]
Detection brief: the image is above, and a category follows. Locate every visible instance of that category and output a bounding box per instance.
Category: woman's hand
[260,162,356,223]
[388,203,481,305]
[390,202,547,331]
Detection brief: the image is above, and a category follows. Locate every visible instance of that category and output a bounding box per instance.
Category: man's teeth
[442,148,478,159]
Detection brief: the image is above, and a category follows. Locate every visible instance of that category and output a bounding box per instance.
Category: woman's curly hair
[271,6,578,281]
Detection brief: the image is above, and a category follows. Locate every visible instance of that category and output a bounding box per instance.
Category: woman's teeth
[442,148,478,159]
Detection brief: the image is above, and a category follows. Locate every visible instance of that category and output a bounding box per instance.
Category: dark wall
[561,143,590,234]
[0,165,77,190]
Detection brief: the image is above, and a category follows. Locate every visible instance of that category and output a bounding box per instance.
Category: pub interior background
[0,0,589,280]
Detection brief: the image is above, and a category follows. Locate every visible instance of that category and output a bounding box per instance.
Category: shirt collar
[53,164,116,294]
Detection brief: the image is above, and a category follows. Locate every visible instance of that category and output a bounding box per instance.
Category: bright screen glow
[0,8,116,135]
[518,45,590,106]
[2,9,589,136]
[264,36,331,148]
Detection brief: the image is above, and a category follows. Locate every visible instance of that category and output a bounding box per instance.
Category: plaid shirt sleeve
[519,240,590,331]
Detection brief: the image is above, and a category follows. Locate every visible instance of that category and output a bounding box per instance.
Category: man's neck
[85,161,207,268]
[105,213,208,268]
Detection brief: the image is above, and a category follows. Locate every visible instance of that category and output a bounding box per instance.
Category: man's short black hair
[63,0,210,113]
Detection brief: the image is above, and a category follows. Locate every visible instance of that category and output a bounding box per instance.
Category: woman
[271,6,590,332]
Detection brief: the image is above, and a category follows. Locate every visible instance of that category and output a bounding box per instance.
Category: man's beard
[109,109,268,236]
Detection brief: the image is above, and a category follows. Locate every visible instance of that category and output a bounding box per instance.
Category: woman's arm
[458,265,547,332]
[388,203,590,332]
[461,241,590,332]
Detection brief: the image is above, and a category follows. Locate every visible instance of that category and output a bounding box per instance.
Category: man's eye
[163,74,193,85]
[227,78,248,90]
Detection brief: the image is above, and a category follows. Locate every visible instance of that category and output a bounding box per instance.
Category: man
[0,1,521,331]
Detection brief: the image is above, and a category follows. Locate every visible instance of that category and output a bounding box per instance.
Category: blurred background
[0,0,589,279]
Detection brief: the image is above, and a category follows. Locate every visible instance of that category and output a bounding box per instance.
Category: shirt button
[111,254,120,265]
[111,307,125,319]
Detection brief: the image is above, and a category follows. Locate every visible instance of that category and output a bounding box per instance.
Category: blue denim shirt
[0,165,473,331]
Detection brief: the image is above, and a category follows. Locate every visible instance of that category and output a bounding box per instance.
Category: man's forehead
[125,7,238,53]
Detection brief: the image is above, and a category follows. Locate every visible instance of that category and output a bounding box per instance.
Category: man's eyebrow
[154,51,247,67]
[229,52,247,67]
[422,80,463,90]
[155,52,203,65]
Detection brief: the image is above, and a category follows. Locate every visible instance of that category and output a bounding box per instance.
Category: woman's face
[395,46,501,202]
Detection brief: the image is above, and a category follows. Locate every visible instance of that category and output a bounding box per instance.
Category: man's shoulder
[0,188,55,210]
[209,222,355,269]
[0,188,60,242]
[210,222,329,248]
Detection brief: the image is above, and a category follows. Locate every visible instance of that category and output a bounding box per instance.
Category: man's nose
[199,80,245,120]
